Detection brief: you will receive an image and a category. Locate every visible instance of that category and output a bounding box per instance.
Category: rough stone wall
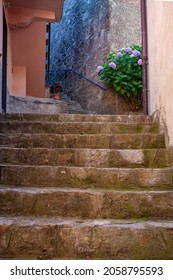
[49,0,141,114]
[7,95,85,114]
[109,0,141,51]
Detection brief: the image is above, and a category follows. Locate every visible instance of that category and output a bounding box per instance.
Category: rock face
[49,0,141,113]
[0,112,173,259]
[7,95,90,114]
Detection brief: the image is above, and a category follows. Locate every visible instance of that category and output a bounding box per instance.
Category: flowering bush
[96,45,143,111]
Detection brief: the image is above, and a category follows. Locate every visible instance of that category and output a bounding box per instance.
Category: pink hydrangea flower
[138,59,143,65]
[132,50,141,57]
[116,52,123,58]
[96,66,104,73]
[125,47,132,53]
[109,62,116,69]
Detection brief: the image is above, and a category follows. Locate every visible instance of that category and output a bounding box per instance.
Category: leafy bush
[96,45,143,111]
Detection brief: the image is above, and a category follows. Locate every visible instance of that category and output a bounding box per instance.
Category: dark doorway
[1,11,7,113]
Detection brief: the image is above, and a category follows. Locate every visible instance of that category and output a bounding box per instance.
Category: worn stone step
[0,113,153,124]
[0,216,173,259]
[0,165,173,189]
[0,148,172,168]
[0,187,173,220]
[0,121,159,134]
[0,133,165,149]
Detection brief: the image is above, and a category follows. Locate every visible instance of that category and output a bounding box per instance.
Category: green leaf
[116,86,121,91]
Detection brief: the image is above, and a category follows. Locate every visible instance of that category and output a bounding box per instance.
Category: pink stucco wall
[8,0,64,21]
[1,0,64,99]
[147,0,173,146]
[11,21,46,98]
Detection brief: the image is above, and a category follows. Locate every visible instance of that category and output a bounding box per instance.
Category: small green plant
[96,45,143,111]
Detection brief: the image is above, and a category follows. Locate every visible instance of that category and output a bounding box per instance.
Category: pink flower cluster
[138,59,143,65]
[96,66,104,73]
[109,62,116,69]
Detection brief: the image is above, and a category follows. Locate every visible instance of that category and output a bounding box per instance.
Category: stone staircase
[0,113,173,259]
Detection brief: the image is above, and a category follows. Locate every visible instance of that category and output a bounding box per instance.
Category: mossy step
[0,187,173,220]
[1,165,173,189]
[0,121,159,134]
[0,133,165,149]
[0,216,173,259]
[0,113,153,124]
[0,148,172,168]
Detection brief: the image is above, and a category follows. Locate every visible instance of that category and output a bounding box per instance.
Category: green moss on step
[135,126,143,133]
[149,124,159,133]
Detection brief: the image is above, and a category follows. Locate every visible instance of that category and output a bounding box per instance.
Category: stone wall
[49,0,141,114]
[7,95,85,114]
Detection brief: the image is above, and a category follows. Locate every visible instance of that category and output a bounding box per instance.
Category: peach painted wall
[9,0,62,12]
[8,0,64,21]
[0,2,12,107]
[11,21,46,98]
[12,66,26,96]
[7,26,13,97]
[147,0,173,146]
[3,3,14,97]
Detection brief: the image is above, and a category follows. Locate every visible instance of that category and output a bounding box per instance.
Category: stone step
[0,113,153,124]
[0,216,173,259]
[0,148,172,168]
[0,187,173,220]
[0,112,171,261]
[0,165,173,189]
[0,121,159,134]
[0,133,165,149]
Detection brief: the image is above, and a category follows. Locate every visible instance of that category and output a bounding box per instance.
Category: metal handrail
[46,69,107,91]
